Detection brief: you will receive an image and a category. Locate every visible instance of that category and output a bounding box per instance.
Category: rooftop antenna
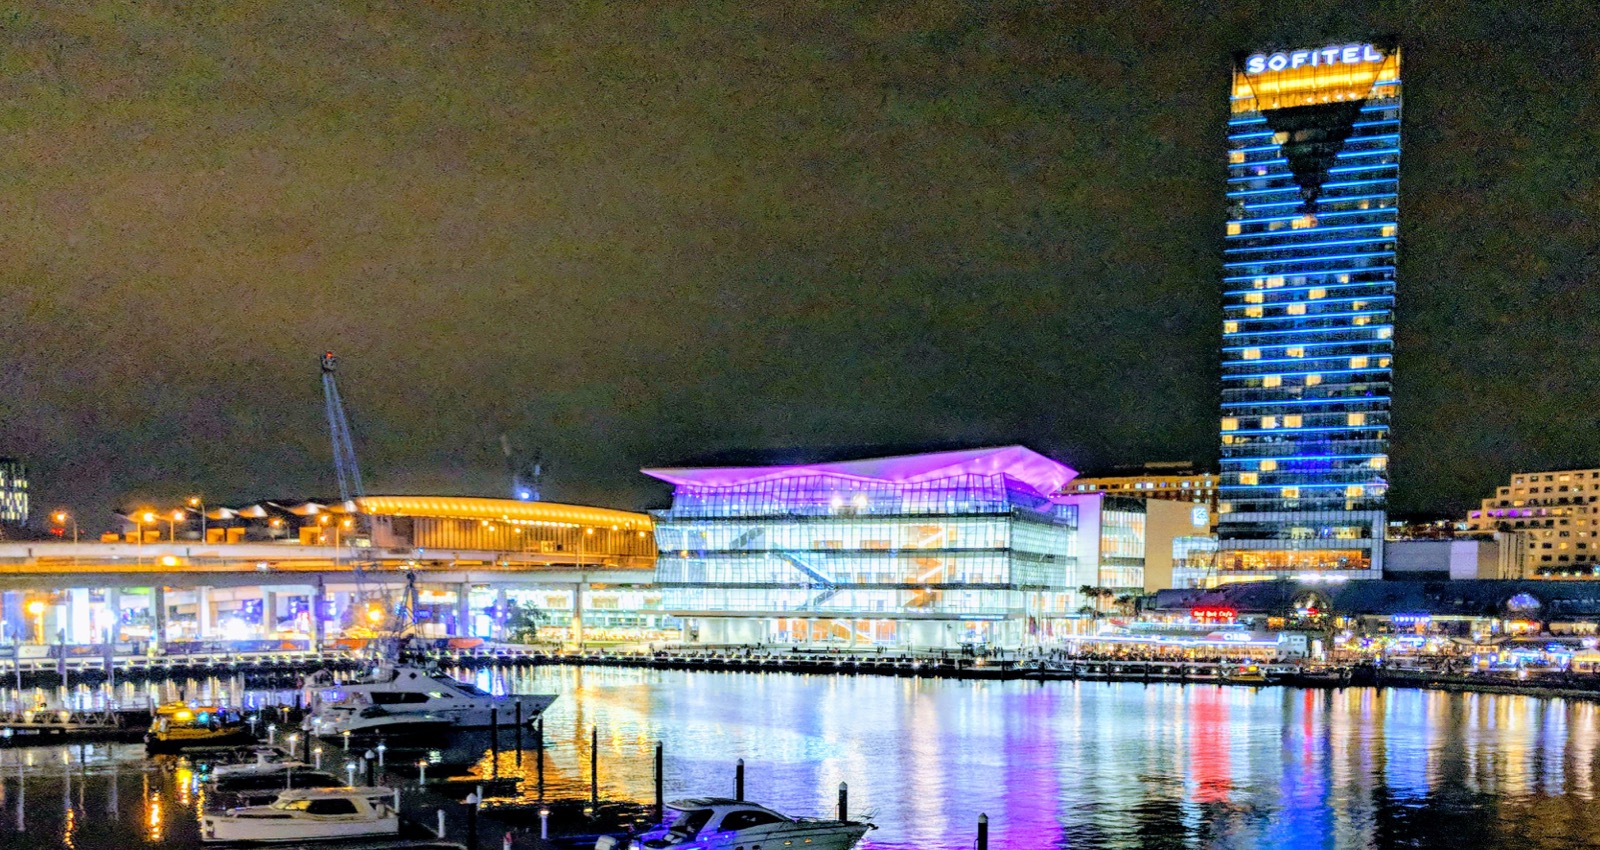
[500,433,544,502]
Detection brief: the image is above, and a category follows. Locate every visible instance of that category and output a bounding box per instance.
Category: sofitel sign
[1244,43,1386,74]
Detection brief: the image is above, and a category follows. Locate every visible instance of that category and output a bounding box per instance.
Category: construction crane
[321,351,365,503]
[500,433,544,502]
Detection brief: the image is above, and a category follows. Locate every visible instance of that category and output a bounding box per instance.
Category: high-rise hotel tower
[1216,41,1400,581]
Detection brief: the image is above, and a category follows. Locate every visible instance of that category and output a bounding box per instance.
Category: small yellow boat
[146,703,254,752]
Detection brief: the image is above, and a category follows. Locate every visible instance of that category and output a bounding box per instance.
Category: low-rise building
[1466,468,1600,577]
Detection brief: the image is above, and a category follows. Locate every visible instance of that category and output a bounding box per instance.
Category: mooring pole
[653,741,664,819]
[977,813,989,850]
[838,782,848,821]
[515,701,524,762]
[466,793,479,849]
[364,750,375,787]
[490,707,500,777]
[590,725,599,807]
[735,758,745,801]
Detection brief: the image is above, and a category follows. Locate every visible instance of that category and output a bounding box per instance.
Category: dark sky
[2,2,1598,528]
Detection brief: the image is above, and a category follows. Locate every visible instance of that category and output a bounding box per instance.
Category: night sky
[2,2,1598,528]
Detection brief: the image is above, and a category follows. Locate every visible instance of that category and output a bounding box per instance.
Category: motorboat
[210,747,308,780]
[147,703,256,752]
[200,786,399,844]
[302,663,555,737]
[614,798,874,850]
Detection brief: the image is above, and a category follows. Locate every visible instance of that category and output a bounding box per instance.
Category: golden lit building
[1065,463,1219,516]
[1466,469,1600,577]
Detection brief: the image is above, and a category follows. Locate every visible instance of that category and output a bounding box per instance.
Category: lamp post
[168,510,183,542]
[52,511,78,544]
[139,511,157,563]
[188,496,205,543]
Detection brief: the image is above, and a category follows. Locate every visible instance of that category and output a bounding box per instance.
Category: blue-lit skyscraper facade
[1217,42,1400,579]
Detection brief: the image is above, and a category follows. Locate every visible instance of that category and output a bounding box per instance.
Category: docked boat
[1221,663,1269,684]
[302,663,555,737]
[200,786,399,844]
[614,798,874,850]
[210,747,308,780]
[147,703,255,752]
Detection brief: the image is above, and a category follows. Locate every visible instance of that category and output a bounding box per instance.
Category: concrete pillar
[152,586,168,652]
[494,588,508,642]
[572,584,585,646]
[263,590,278,636]
[68,588,92,645]
[312,580,327,651]
[105,588,122,643]
[456,584,473,637]
[196,586,214,639]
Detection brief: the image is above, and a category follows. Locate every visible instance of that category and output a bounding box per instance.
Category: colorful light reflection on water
[3,667,1600,848]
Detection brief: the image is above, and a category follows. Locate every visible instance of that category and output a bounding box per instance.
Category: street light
[52,510,78,544]
[168,510,184,542]
[137,510,157,562]
[188,496,206,542]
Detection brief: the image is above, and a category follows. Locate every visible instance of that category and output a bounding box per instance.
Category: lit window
[1305,374,1321,386]
[1240,472,1259,485]
[1263,375,1282,388]
[1221,418,1239,432]
[1378,357,1391,367]
[1309,288,1326,299]
[1226,222,1242,235]
[1260,459,1278,472]
[1225,321,1239,334]
[1348,413,1367,426]
[1287,346,1305,358]
[1286,304,1306,315]
[1283,414,1303,427]
[1246,306,1264,318]
[1261,416,1278,429]
[1292,215,1316,229]
[1346,485,1364,498]
[1267,276,1285,287]
[1370,456,1387,469]
[1381,225,1396,237]
[1242,349,1261,360]
[1338,274,1351,283]
[1350,356,1369,369]
[1282,487,1300,499]
[1245,292,1265,304]
[1229,151,1246,164]
[1377,327,1393,339]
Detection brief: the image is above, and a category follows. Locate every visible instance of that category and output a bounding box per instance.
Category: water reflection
[1,670,1600,848]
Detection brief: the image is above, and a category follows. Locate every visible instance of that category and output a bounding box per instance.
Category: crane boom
[321,351,365,503]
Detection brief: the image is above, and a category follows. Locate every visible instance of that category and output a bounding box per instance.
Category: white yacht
[302,664,556,737]
[200,787,399,844]
[615,798,874,850]
[210,747,307,780]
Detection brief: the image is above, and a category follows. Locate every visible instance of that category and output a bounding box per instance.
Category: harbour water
[4,666,1600,848]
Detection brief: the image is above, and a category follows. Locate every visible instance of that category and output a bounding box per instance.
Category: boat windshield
[665,808,715,839]
[435,676,490,696]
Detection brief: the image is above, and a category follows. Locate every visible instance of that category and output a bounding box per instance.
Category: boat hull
[201,813,399,844]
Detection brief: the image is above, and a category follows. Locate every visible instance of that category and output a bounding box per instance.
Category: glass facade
[645,448,1088,647]
[1217,41,1400,578]
[0,458,26,528]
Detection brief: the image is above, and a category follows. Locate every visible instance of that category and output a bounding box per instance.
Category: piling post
[436,809,446,839]
[503,830,513,850]
[977,813,989,850]
[590,725,599,807]
[735,758,745,801]
[514,701,524,761]
[491,706,500,773]
[838,782,848,821]
[364,750,375,787]
[466,793,479,849]
[539,808,550,840]
[653,742,664,819]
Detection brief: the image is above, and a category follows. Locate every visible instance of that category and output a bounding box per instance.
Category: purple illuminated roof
[643,445,1078,496]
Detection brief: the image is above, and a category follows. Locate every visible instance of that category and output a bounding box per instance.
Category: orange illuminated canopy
[355,495,652,531]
